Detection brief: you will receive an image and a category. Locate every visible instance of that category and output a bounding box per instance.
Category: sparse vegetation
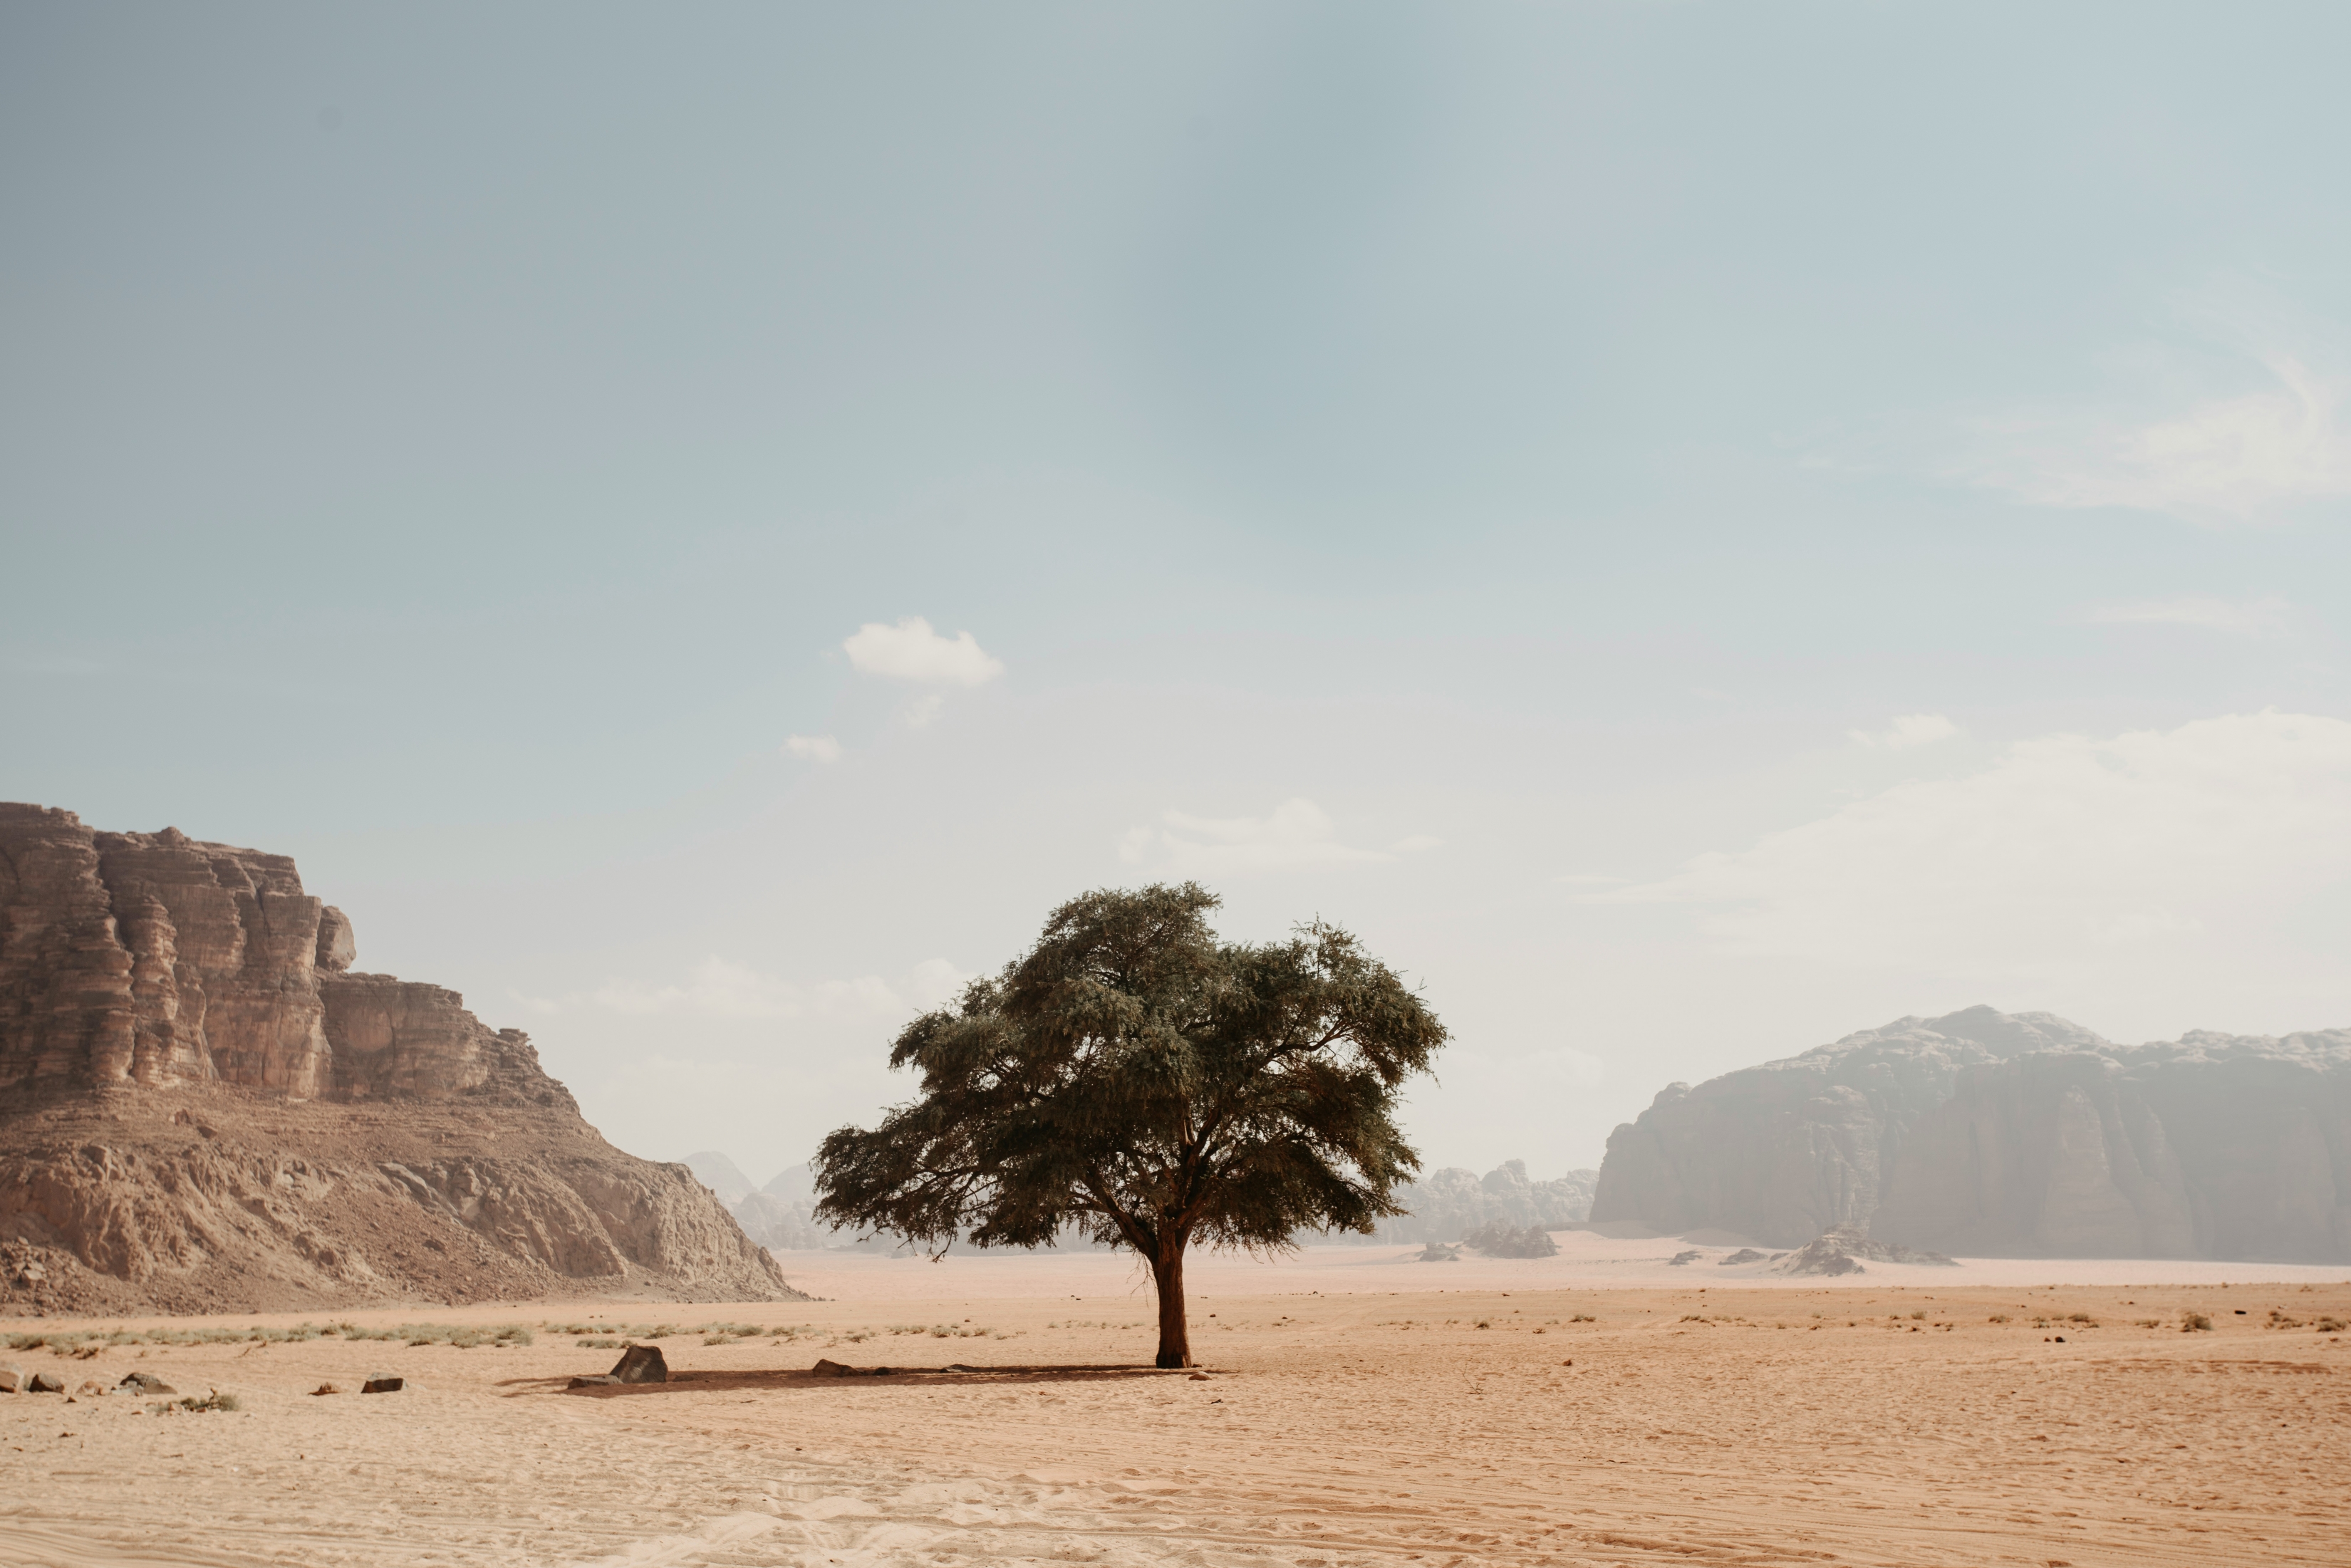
[155,1391,241,1413]
[1988,1314,2010,1324]
[4,1321,540,1354]
[2181,1312,2214,1332]
[2136,1318,2161,1328]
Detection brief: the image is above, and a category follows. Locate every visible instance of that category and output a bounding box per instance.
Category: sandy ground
[4,1242,2347,1567]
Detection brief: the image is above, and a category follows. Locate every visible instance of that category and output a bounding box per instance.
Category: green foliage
[814,883,1447,1364]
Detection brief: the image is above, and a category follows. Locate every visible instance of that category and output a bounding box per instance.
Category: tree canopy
[811,882,1448,1367]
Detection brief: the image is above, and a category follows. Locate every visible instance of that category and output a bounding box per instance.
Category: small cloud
[784,734,843,763]
[1966,355,2351,522]
[2085,594,2292,638]
[1117,798,1398,876]
[842,616,1004,687]
[1851,713,1960,750]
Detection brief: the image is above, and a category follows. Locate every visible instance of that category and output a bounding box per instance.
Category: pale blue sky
[6,3,2348,1183]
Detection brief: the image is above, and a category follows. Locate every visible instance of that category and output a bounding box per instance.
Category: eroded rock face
[0,802,803,1311]
[1874,1032,2351,1261]
[1593,1006,2351,1262]
[1589,1007,2104,1246]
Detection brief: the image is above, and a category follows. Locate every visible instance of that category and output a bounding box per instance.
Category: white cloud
[1968,356,2351,521]
[1117,797,1399,876]
[2085,594,2293,638]
[842,616,1005,687]
[1850,713,1959,749]
[784,734,843,762]
[587,956,972,1021]
[1597,710,2351,977]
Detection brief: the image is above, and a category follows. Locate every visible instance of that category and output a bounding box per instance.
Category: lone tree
[812,883,1447,1369]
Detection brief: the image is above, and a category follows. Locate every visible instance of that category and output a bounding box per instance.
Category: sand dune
[4,1245,2345,1567]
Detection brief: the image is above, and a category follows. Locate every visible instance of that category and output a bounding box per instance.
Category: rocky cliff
[1589,1007,2105,1246]
[1873,1030,2351,1261]
[0,804,804,1313]
[1591,1005,2351,1262]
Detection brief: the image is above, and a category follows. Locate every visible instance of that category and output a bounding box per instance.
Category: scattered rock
[1718,1248,1767,1265]
[0,1364,24,1393]
[360,1376,405,1393]
[73,1380,110,1398]
[610,1344,668,1383]
[28,1371,66,1393]
[1667,1250,1703,1266]
[1773,1225,1954,1277]
[116,1371,176,1395]
[1189,1372,1210,1381]
[311,1383,342,1396]
[812,1358,856,1376]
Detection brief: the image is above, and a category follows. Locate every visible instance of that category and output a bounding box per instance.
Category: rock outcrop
[1589,1007,2103,1246]
[1592,1005,2351,1262]
[0,804,804,1313]
[1770,1225,1956,1276]
[1873,1031,2351,1261]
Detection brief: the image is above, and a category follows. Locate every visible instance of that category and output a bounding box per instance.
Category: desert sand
[4,1240,2346,1568]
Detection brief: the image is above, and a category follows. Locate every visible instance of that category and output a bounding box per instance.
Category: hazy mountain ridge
[685,1154,1596,1252]
[1594,1005,2351,1261]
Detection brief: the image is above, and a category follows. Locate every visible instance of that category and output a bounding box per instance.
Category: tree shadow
[496,1362,1211,1398]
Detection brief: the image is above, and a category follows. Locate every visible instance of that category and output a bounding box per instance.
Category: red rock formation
[0,803,802,1312]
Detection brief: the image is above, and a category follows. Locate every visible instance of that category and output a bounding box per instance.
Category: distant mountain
[1592,1005,2351,1261]
[1360,1161,1597,1245]
[701,1155,1597,1253]
[682,1151,756,1207]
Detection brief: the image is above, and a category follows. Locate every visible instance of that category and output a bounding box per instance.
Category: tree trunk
[1151,1239,1191,1369]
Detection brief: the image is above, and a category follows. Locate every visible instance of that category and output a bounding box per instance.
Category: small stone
[610,1344,668,1383]
[0,1364,24,1393]
[811,1359,857,1377]
[361,1376,405,1393]
[118,1371,176,1396]
[1188,1371,1210,1381]
[28,1371,65,1394]
[311,1383,342,1396]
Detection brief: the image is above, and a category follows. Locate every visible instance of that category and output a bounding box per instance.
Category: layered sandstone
[1592,1006,2351,1262]
[0,804,803,1312]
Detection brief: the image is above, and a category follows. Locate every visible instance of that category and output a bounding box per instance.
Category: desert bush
[1569,1313,1596,1323]
[2181,1312,2213,1332]
[582,1337,618,1349]
[2314,1317,2347,1333]
[2136,1318,2161,1328]
[1988,1314,2010,1324]
[158,1392,241,1413]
